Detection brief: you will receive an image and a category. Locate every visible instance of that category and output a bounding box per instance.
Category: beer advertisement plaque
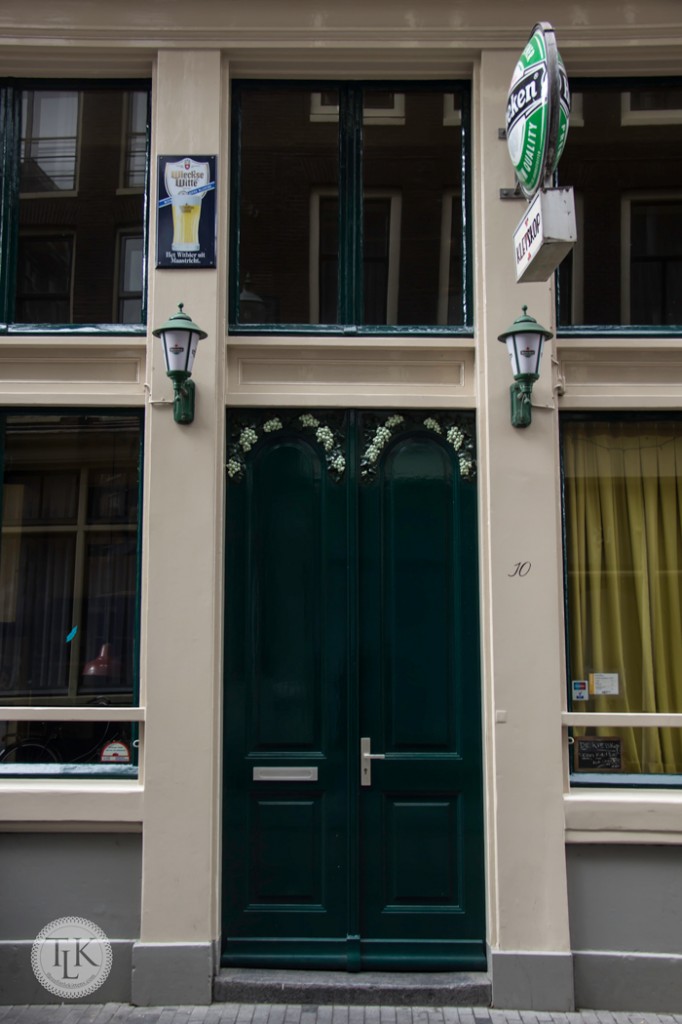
[157,155,216,268]
[505,23,570,199]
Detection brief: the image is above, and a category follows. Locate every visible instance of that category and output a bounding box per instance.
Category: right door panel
[357,416,485,968]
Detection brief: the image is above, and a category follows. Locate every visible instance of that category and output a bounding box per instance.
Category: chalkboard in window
[574,735,622,773]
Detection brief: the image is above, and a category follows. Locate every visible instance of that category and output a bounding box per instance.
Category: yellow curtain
[564,421,682,774]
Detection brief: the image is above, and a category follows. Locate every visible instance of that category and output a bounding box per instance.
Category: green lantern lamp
[498,306,553,428]
[152,303,207,425]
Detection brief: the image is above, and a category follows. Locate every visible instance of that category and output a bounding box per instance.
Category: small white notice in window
[572,679,589,701]
[590,672,619,696]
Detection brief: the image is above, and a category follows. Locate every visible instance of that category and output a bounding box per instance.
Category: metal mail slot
[252,766,318,782]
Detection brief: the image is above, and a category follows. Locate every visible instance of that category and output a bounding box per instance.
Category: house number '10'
[508,561,532,577]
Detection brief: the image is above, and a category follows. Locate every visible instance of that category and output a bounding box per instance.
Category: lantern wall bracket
[510,377,537,428]
[170,377,196,425]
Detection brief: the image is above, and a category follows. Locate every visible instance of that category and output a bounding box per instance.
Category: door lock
[360,736,385,787]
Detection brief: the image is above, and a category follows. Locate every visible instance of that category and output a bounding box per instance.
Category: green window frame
[229,80,472,336]
[0,408,144,778]
[0,79,151,336]
[561,412,682,788]
[557,76,682,338]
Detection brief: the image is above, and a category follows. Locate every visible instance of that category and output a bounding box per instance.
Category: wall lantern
[497,305,553,428]
[152,303,207,425]
[239,274,267,324]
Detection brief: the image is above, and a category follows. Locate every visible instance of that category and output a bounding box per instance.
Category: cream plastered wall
[0,0,682,961]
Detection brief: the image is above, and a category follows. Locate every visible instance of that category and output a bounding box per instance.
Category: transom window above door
[230,81,471,334]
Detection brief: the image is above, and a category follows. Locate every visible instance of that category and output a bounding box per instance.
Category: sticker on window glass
[589,672,619,696]
[572,679,589,702]
[574,735,622,772]
[100,741,131,764]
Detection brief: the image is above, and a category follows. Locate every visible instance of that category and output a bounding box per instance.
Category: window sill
[557,326,682,340]
[226,333,476,350]
[2,324,147,337]
[564,788,682,843]
[228,325,474,340]
[0,777,143,825]
[0,764,138,779]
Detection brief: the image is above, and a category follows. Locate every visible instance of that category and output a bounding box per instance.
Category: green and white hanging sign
[506,22,576,282]
[506,22,570,199]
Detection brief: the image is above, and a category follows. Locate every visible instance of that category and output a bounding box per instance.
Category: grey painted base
[573,951,682,1012]
[490,949,575,1011]
[0,940,133,1004]
[214,968,492,1006]
[131,942,214,1006]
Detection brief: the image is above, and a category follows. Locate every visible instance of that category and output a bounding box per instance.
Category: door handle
[360,736,385,787]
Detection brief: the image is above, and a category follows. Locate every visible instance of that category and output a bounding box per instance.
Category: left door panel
[223,412,350,966]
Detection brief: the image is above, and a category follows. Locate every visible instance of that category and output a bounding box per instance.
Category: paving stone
[156,1011,182,1024]
[164,1010,195,1024]
[1,1006,681,1024]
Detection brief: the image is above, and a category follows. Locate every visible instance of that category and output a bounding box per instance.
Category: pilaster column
[475,49,574,1011]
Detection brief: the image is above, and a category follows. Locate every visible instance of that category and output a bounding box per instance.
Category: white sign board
[513,187,576,282]
[590,672,620,697]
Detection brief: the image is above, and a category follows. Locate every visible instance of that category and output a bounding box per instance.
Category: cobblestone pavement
[0,1007,681,1024]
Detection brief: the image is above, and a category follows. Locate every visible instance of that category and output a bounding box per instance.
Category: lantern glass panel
[508,331,544,377]
[162,328,198,375]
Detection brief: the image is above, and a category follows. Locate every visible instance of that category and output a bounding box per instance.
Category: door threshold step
[214,968,492,1006]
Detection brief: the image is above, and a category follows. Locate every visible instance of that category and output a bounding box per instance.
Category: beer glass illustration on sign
[164,157,210,252]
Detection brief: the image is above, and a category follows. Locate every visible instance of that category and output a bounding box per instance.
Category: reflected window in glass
[232,82,470,332]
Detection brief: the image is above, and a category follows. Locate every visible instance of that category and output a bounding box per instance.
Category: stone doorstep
[214,969,492,1007]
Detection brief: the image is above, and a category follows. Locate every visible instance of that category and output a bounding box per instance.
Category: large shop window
[558,79,682,332]
[0,81,150,331]
[0,412,143,775]
[230,82,471,333]
[563,417,682,780]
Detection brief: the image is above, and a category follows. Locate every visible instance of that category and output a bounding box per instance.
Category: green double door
[223,409,485,970]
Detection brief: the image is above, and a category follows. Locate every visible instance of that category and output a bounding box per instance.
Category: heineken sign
[506,22,570,198]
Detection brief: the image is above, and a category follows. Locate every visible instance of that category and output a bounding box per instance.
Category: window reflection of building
[20,90,80,193]
[438,191,463,325]
[621,88,682,125]
[121,90,148,190]
[116,231,144,323]
[14,86,148,325]
[234,84,467,330]
[310,190,401,324]
[558,81,682,328]
[310,89,406,124]
[622,197,682,325]
[15,233,74,323]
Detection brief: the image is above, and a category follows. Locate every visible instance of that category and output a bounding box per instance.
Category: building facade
[0,0,682,1011]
